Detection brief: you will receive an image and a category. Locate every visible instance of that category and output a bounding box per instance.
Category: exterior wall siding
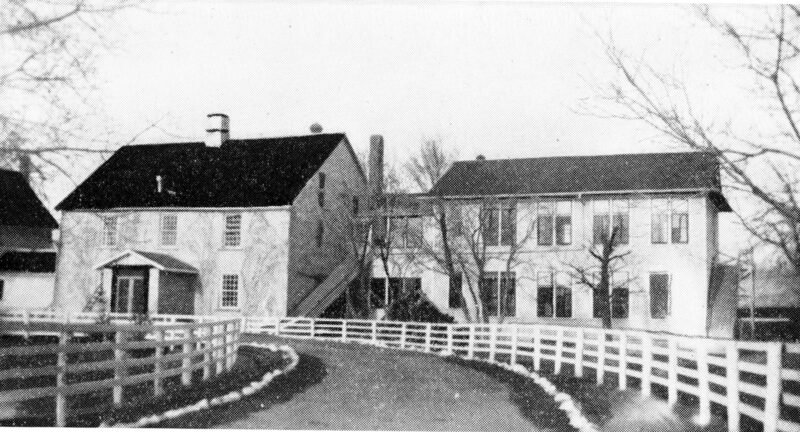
[0,273,55,310]
[373,193,723,336]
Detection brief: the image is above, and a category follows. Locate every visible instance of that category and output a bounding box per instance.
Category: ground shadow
[153,352,328,428]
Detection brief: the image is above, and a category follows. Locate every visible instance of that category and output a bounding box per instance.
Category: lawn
[0,335,285,427]
[161,334,577,431]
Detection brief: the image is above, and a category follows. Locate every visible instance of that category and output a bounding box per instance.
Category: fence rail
[245,317,800,432]
[0,314,240,426]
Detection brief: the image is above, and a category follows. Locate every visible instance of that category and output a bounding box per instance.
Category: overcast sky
[69,1,765,254]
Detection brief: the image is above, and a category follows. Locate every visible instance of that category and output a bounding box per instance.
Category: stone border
[102,343,300,428]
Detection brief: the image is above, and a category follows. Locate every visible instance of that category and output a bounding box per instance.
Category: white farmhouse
[53,114,367,318]
[370,152,736,337]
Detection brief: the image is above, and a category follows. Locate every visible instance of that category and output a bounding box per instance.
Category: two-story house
[371,152,735,337]
[53,114,368,318]
[0,168,59,310]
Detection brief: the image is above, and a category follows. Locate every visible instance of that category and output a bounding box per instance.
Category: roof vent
[205,113,229,147]
[476,154,486,161]
[310,123,323,134]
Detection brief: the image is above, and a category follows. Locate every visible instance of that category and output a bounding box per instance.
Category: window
[374,277,419,307]
[594,199,628,244]
[483,201,516,246]
[537,272,571,318]
[371,278,386,308]
[478,272,515,317]
[480,273,499,317]
[352,197,359,215]
[224,214,242,247]
[448,273,462,308]
[319,173,326,189]
[537,203,554,246]
[387,216,422,249]
[651,199,669,244]
[0,280,4,301]
[592,273,604,318]
[671,199,689,243]
[611,272,629,319]
[318,173,326,208]
[538,202,571,246]
[102,215,118,247]
[501,272,516,317]
[221,274,239,308]
[316,220,324,247]
[160,214,178,246]
[650,273,671,319]
[555,201,572,245]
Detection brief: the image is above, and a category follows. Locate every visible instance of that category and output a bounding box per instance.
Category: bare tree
[590,6,800,284]
[567,226,631,329]
[405,136,456,192]
[1,0,140,195]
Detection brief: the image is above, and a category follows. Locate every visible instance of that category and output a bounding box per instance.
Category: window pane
[371,278,386,308]
[221,274,239,308]
[672,213,688,243]
[480,275,499,316]
[593,214,610,244]
[537,215,554,246]
[612,288,629,318]
[501,206,516,246]
[537,272,553,317]
[448,273,462,308]
[224,214,241,247]
[652,213,669,244]
[593,286,604,318]
[555,215,572,245]
[555,273,571,318]
[482,208,499,246]
[650,273,670,318]
[161,214,178,246]
[388,278,403,304]
[319,172,326,189]
[318,191,325,208]
[103,216,118,247]
[501,272,516,317]
[612,213,629,245]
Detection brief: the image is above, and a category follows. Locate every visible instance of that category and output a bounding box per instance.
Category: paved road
[208,335,569,431]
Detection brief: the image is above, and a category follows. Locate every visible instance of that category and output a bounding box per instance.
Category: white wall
[0,273,55,310]
[373,192,722,336]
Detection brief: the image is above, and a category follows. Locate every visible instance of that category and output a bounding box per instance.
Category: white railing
[0,314,240,426]
[245,317,800,432]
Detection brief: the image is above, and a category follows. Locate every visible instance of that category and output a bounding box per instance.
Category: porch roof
[95,249,198,274]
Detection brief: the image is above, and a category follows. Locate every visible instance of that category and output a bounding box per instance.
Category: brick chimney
[368,135,384,205]
[205,113,229,147]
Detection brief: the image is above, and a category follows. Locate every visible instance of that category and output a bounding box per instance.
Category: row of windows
[445,271,672,319]
[101,213,244,248]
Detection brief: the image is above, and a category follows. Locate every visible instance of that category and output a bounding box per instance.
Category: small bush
[386,287,455,323]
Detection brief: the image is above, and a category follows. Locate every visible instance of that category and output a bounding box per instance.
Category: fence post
[203,324,212,379]
[725,341,739,432]
[762,343,783,432]
[215,323,224,375]
[276,319,282,336]
[575,329,584,377]
[183,327,194,385]
[224,322,232,370]
[694,340,710,425]
[400,322,407,349]
[533,326,541,371]
[447,324,454,354]
[467,325,476,359]
[554,328,563,374]
[154,328,164,397]
[618,333,627,390]
[310,319,316,339]
[55,331,68,427]
[597,331,605,385]
[372,321,378,344]
[667,337,678,405]
[113,330,126,405]
[641,334,652,397]
[488,325,497,362]
[510,325,519,365]
[425,323,432,353]
[341,320,347,342]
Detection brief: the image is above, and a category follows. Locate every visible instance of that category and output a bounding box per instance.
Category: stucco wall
[286,139,367,314]
[54,208,290,317]
[373,193,722,336]
[0,272,55,310]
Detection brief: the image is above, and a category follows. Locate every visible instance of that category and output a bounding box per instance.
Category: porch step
[292,258,362,317]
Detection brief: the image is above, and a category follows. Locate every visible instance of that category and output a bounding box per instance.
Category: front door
[111,268,148,314]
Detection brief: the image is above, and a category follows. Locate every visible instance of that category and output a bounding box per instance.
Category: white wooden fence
[245,317,800,432]
[0,315,240,426]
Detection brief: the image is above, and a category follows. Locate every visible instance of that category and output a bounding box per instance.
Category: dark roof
[134,250,198,273]
[57,133,363,210]
[0,251,56,273]
[0,169,58,228]
[430,152,731,210]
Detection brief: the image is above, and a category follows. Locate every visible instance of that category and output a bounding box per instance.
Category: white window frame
[102,215,118,247]
[160,213,178,247]
[220,274,240,309]
[224,213,242,248]
[593,198,629,245]
[652,197,689,244]
[537,201,572,246]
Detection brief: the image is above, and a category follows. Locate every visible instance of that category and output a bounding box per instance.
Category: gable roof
[0,169,58,228]
[0,251,56,273]
[95,249,198,273]
[57,133,364,210]
[429,151,731,210]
